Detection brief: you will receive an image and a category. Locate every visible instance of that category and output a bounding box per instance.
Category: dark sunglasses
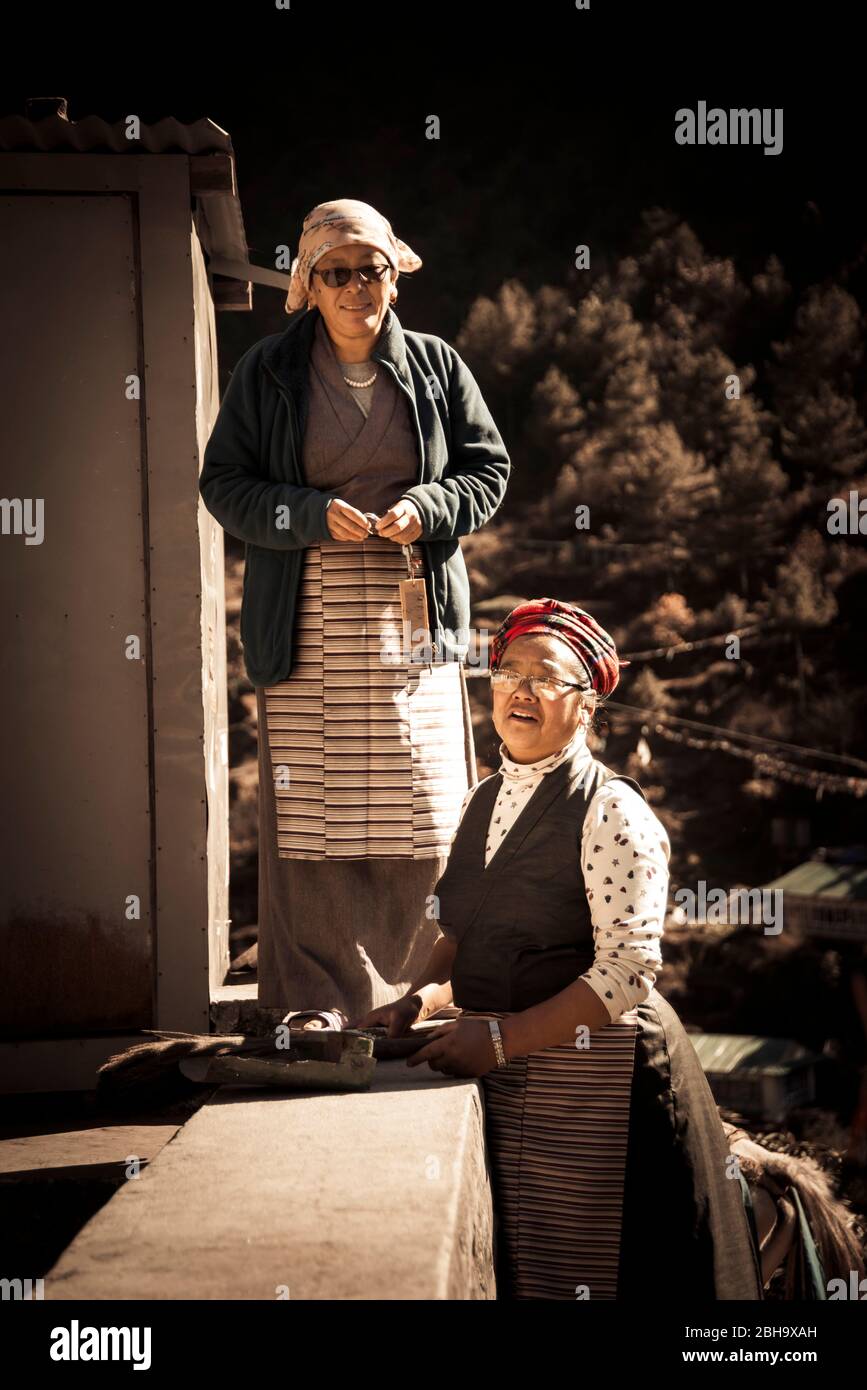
[311,264,391,289]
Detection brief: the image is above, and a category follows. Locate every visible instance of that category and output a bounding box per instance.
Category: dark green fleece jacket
[198,305,511,686]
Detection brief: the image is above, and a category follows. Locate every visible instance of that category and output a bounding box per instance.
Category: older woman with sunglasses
[199,199,510,1020]
[355,599,763,1302]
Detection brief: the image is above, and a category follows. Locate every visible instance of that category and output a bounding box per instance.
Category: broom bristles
[95,1032,267,1104]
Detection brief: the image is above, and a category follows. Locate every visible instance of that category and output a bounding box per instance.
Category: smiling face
[306,242,395,355]
[491,632,596,763]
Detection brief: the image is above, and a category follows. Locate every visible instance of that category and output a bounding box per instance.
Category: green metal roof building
[762,853,867,942]
[691,1032,824,1124]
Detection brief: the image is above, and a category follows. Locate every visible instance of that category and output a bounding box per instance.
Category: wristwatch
[488,1018,508,1068]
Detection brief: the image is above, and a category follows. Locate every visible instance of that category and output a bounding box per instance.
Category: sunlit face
[306,242,395,347]
[491,633,595,764]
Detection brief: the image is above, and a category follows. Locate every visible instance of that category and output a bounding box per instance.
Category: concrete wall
[46,1064,497,1300]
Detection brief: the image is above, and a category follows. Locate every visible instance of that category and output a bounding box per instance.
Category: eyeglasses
[311,264,391,288]
[489,669,592,701]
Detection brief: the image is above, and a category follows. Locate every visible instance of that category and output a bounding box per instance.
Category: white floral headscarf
[285,198,422,312]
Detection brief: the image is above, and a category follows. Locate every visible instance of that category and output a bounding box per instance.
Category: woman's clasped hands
[325,497,423,543]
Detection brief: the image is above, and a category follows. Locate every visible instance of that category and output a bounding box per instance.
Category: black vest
[434,746,647,1011]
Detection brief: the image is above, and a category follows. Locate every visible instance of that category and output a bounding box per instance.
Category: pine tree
[780,382,867,483]
[764,529,838,628]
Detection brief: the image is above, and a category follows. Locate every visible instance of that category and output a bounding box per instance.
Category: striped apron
[262,533,470,860]
[461,1005,640,1300]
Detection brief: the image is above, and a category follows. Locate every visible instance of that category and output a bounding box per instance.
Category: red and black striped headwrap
[489,598,628,698]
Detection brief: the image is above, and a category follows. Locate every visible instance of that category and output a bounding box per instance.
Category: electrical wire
[603,700,867,774]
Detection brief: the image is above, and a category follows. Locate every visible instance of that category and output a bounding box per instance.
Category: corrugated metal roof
[0,102,259,303]
[762,859,867,901]
[0,109,233,156]
[691,1032,822,1076]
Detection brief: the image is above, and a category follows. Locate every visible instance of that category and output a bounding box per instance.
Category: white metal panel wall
[192,215,231,992]
[0,192,153,1033]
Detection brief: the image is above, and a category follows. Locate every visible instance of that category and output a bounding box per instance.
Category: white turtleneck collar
[498,728,592,785]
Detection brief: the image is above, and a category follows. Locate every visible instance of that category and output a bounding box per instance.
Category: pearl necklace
[342,367,378,388]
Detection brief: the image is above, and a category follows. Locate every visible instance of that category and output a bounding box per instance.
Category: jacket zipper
[372,356,441,657]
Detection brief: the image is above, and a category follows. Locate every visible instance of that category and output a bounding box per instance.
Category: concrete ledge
[45,1060,496,1300]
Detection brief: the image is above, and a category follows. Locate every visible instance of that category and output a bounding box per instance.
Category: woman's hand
[405,1018,498,1078]
[325,497,374,541]
[349,995,422,1037]
[375,498,423,543]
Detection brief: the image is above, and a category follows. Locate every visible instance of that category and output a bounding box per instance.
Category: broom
[95,1031,278,1108]
[96,1026,438,1108]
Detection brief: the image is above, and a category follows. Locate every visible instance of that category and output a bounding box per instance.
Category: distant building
[691,1033,824,1125]
[763,849,867,943]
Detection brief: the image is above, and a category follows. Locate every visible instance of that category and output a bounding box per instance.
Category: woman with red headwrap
[354,598,764,1301]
